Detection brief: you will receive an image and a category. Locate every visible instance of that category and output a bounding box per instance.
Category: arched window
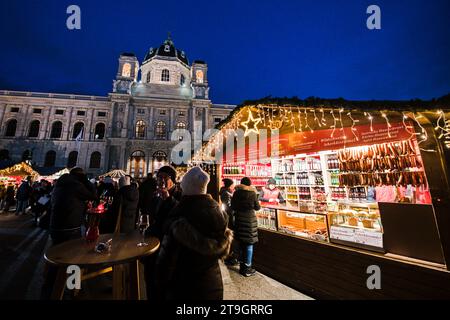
[135,120,146,138]
[89,152,101,169]
[94,123,105,139]
[129,150,146,178]
[146,71,151,83]
[22,150,31,162]
[161,69,170,82]
[44,150,56,167]
[72,122,84,139]
[67,151,78,168]
[122,63,131,77]
[50,121,63,139]
[155,121,166,139]
[5,119,17,137]
[180,74,185,86]
[28,120,40,138]
[0,149,9,161]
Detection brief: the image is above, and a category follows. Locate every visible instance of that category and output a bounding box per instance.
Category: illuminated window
[122,63,131,77]
[156,121,166,139]
[196,70,204,83]
[135,120,146,138]
[161,69,170,82]
[176,122,186,130]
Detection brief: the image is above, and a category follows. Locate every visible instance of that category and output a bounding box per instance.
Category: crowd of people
[0,177,54,225]
[2,165,283,300]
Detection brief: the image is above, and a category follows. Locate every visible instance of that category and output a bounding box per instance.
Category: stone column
[149,107,154,139]
[65,107,73,140]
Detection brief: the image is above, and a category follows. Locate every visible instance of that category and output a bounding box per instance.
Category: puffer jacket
[155,194,233,300]
[231,184,261,245]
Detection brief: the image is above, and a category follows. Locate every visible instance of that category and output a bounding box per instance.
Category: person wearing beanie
[259,177,285,204]
[231,177,261,277]
[154,166,233,300]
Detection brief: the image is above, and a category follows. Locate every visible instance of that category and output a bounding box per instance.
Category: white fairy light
[304,108,313,132]
[364,112,374,132]
[330,110,337,138]
[347,111,359,141]
[320,108,327,126]
[381,111,392,138]
[312,109,322,127]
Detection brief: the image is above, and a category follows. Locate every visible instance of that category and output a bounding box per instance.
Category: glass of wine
[137,214,150,247]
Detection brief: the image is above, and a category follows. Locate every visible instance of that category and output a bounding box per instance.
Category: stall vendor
[259,178,285,204]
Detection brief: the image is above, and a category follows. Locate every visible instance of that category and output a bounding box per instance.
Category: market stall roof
[216,95,450,130]
[35,167,66,177]
[37,167,70,180]
[0,161,39,177]
[99,169,127,179]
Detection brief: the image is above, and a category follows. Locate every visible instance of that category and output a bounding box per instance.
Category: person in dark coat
[155,166,232,300]
[220,178,239,266]
[102,175,139,233]
[1,184,15,214]
[231,177,260,277]
[49,167,97,245]
[138,174,157,216]
[15,177,32,215]
[143,165,181,300]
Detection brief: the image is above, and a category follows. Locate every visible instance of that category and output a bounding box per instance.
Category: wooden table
[44,232,160,300]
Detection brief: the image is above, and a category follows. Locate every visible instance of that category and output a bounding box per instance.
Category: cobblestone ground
[0,212,313,300]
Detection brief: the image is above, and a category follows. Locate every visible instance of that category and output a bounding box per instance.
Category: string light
[312,109,322,127]
[330,110,337,138]
[364,112,373,132]
[296,106,303,133]
[381,112,391,138]
[339,108,345,139]
[347,111,359,141]
[320,108,327,126]
[304,108,313,133]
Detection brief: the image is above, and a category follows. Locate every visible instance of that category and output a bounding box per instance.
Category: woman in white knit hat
[154,166,233,300]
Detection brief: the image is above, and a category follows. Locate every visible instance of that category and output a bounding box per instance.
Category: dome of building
[143,37,189,66]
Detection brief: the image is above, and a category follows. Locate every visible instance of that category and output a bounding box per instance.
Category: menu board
[330,225,383,249]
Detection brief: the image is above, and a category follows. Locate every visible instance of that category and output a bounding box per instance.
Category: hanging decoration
[364,112,374,132]
[381,112,392,138]
[330,110,337,138]
[241,109,262,136]
[347,112,360,141]
[304,108,313,133]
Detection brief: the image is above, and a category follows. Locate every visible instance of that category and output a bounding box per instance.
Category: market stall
[193,100,450,299]
[99,169,127,181]
[0,161,39,185]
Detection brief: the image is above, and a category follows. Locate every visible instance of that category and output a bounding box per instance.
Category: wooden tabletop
[44,232,160,267]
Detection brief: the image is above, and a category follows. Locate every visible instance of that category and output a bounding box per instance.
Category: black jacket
[50,173,97,231]
[139,177,157,216]
[231,184,261,245]
[147,185,182,241]
[101,185,139,234]
[16,182,32,201]
[155,194,233,300]
[219,187,234,228]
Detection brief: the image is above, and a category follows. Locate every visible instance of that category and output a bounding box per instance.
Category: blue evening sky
[0,0,449,104]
